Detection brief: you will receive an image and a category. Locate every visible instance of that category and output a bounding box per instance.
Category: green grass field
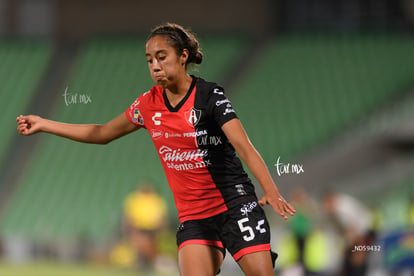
[0,261,169,276]
[0,260,244,275]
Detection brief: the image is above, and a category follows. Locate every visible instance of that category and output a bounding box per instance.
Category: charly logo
[274,156,304,176]
[152,112,161,126]
[240,201,257,216]
[185,108,201,127]
[213,88,224,95]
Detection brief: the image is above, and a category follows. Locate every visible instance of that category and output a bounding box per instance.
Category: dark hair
[148,23,203,67]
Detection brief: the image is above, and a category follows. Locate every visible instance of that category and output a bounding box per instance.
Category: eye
[158,55,166,61]
[147,58,153,64]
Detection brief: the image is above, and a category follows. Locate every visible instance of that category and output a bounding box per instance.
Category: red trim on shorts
[178,239,224,252]
[233,244,271,261]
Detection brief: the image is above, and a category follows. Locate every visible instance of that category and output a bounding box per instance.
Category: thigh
[178,244,223,276]
[176,219,225,275]
[237,250,274,276]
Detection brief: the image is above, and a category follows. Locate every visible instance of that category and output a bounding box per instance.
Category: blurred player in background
[323,192,373,276]
[287,187,315,273]
[17,22,295,276]
[123,182,168,270]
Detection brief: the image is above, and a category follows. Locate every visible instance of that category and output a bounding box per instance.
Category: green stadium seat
[232,33,414,164]
[0,40,51,166]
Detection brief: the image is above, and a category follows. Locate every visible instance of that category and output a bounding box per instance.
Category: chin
[157,82,167,89]
[154,79,166,87]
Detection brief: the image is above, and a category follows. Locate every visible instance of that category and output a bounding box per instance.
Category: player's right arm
[16,113,139,144]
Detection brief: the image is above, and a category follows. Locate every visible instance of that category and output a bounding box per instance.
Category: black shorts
[176,197,278,265]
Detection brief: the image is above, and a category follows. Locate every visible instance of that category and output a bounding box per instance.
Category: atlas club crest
[185,108,201,127]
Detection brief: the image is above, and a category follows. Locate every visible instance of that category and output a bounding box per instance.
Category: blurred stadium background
[0,0,414,275]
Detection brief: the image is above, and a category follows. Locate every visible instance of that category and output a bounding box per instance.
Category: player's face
[145,35,188,89]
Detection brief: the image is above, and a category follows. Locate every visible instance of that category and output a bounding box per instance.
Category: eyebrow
[145,49,168,57]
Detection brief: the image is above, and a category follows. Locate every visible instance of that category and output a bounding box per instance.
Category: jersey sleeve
[207,86,238,127]
[125,96,145,128]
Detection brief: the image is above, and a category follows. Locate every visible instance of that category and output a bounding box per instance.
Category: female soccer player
[17,23,295,276]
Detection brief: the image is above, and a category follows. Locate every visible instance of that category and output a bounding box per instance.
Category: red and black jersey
[125,76,256,222]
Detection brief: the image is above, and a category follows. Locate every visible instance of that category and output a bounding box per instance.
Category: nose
[152,59,161,72]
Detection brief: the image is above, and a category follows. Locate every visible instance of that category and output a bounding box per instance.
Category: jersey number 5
[237,217,266,242]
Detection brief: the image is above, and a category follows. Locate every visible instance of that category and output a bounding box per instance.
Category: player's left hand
[259,193,296,220]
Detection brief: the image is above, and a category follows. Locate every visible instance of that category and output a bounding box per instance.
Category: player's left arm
[222,118,296,220]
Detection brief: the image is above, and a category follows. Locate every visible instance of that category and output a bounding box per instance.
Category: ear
[180,49,189,66]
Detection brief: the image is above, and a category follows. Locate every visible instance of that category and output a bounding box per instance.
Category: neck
[165,74,193,107]
[167,74,192,94]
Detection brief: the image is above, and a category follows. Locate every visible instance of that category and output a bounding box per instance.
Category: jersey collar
[163,75,198,112]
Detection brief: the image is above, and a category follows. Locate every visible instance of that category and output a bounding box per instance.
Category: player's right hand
[16,115,42,136]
